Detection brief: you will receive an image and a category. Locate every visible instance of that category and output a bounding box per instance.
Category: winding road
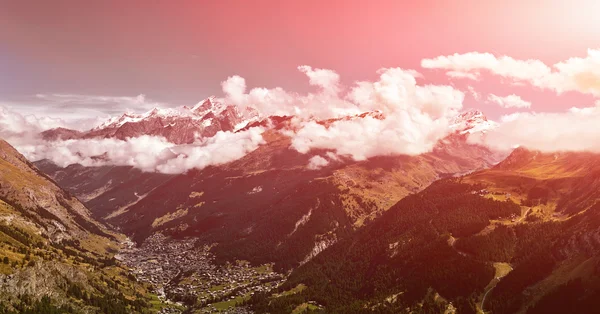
[479,263,513,314]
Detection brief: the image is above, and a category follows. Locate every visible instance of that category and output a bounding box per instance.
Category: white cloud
[220,67,360,119]
[306,155,329,170]
[487,94,531,109]
[34,93,163,114]
[0,105,68,138]
[4,93,169,130]
[568,106,596,115]
[422,49,600,96]
[297,65,341,95]
[221,75,247,105]
[155,128,265,174]
[551,49,600,95]
[468,107,600,152]
[421,52,551,82]
[467,86,481,101]
[17,135,174,171]
[14,128,265,174]
[447,71,480,80]
[325,151,340,161]
[290,68,464,160]
[1,104,265,174]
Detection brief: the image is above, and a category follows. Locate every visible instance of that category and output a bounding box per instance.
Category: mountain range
[41,97,254,144]
[36,101,502,271]
[3,99,599,313]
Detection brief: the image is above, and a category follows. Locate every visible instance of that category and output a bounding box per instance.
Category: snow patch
[247,186,263,195]
[449,110,498,134]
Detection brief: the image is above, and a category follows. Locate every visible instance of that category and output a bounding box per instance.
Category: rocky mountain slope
[34,160,174,220]
[0,139,108,242]
[254,148,600,313]
[0,139,165,313]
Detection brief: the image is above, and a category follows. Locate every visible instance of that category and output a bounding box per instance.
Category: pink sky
[1,0,600,119]
[3,0,600,172]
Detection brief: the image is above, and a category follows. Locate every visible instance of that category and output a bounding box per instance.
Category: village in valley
[116,233,286,313]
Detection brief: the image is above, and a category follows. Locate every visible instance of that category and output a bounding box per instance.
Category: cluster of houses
[117,233,285,313]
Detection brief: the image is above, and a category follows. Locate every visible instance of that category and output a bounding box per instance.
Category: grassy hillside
[0,139,162,313]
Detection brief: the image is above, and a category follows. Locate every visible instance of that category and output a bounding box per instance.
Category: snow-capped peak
[95,112,143,129]
[192,96,227,115]
[93,96,259,134]
[141,106,195,119]
[94,107,196,129]
[450,109,498,134]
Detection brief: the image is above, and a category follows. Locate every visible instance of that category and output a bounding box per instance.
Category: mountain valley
[5,3,600,313]
[4,102,600,314]
[17,106,511,313]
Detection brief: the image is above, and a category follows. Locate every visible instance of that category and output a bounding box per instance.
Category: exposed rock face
[300,235,337,266]
[0,261,90,303]
[0,139,109,241]
[40,127,83,141]
[0,137,162,313]
[34,161,174,219]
